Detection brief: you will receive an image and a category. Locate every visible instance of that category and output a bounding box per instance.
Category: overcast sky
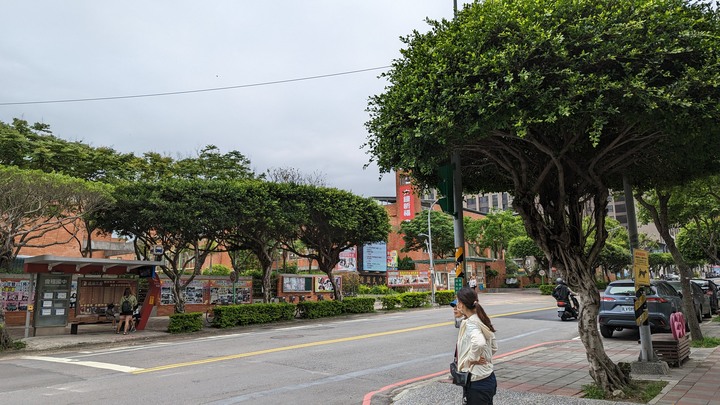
[0,1,471,197]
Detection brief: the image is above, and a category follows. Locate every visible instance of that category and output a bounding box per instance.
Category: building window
[467,197,477,210]
[479,196,489,212]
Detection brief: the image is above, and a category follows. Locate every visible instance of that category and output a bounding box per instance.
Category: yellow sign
[636,311,648,326]
[633,249,650,286]
[454,247,465,278]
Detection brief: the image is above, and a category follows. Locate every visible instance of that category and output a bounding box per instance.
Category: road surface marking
[133,306,556,375]
[22,355,143,373]
[133,321,453,374]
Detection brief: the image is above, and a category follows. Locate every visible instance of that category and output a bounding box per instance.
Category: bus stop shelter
[23,255,163,337]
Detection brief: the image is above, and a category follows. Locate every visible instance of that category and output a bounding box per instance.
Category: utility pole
[624,176,668,374]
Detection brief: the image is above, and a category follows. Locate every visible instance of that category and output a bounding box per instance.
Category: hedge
[435,290,455,305]
[168,312,204,333]
[211,303,296,328]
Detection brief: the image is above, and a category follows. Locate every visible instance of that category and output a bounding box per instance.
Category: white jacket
[456,314,497,381]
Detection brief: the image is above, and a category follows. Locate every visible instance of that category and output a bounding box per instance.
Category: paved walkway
[389,322,720,405]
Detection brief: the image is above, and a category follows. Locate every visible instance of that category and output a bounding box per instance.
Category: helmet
[556,278,565,285]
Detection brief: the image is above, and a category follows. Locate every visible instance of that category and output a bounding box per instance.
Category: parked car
[598,280,684,338]
[691,278,719,315]
[667,280,712,321]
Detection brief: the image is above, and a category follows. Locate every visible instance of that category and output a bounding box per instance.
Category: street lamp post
[423,199,439,304]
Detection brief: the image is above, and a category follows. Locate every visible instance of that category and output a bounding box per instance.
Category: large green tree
[0,166,103,269]
[0,119,137,183]
[465,210,524,259]
[366,0,720,391]
[399,210,455,258]
[283,185,391,300]
[222,181,302,303]
[96,179,233,313]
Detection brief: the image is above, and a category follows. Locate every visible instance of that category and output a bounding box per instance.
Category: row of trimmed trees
[96,179,390,313]
[0,119,391,317]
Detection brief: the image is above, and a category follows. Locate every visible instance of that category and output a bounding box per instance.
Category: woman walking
[454,287,498,404]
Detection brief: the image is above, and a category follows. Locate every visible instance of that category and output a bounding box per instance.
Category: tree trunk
[513,186,630,393]
[326,271,342,301]
[172,277,185,314]
[568,261,631,391]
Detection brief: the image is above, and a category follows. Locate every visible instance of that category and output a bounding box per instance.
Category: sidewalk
[5,316,175,352]
[390,322,720,405]
[5,309,720,404]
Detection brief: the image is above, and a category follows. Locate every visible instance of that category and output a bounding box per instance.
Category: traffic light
[436,163,456,217]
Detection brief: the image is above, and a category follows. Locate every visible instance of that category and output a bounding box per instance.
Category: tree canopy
[399,210,455,258]
[365,0,720,392]
[0,166,106,270]
[283,185,391,300]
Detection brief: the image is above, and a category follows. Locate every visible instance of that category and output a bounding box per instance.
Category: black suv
[598,280,683,338]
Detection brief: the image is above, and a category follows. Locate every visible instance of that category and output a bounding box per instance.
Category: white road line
[22,355,144,373]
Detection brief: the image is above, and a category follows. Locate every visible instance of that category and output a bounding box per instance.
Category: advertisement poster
[387,250,398,271]
[337,246,357,271]
[160,280,205,305]
[314,276,341,292]
[208,279,252,304]
[387,270,430,287]
[1,279,31,312]
[363,242,387,272]
[283,276,312,292]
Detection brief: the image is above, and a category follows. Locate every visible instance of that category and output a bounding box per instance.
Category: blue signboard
[363,242,387,272]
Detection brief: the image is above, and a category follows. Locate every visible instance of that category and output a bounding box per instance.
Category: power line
[0,66,391,106]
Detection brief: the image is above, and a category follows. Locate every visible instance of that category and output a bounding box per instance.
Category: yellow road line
[133,306,556,374]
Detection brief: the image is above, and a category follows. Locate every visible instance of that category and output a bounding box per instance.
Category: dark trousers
[463,372,497,405]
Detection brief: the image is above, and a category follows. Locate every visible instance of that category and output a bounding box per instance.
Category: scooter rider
[552,278,577,310]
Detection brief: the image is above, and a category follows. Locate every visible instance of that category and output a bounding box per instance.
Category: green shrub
[539,284,555,295]
[296,300,345,319]
[342,297,376,313]
[380,295,402,310]
[203,264,232,276]
[358,284,372,294]
[399,292,430,308]
[370,285,391,295]
[435,290,455,305]
[168,312,204,333]
[212,303,295,328]
[595,280,608,290]
[524,283,540,288]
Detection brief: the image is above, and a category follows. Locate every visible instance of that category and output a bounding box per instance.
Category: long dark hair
[457,286,495,332]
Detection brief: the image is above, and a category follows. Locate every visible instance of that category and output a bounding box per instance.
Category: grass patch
[712,314,720,322]
[582,380,667,403]
[690,336,720,348]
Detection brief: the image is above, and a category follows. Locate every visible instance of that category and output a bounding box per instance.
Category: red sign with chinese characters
[399,185,415,221]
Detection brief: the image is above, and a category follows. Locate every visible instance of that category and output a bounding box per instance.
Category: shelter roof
[23,255,162,276]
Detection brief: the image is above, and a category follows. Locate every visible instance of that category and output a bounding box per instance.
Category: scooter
[556,294,579,321]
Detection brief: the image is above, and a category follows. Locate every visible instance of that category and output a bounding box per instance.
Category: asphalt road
[0,291,578,405]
